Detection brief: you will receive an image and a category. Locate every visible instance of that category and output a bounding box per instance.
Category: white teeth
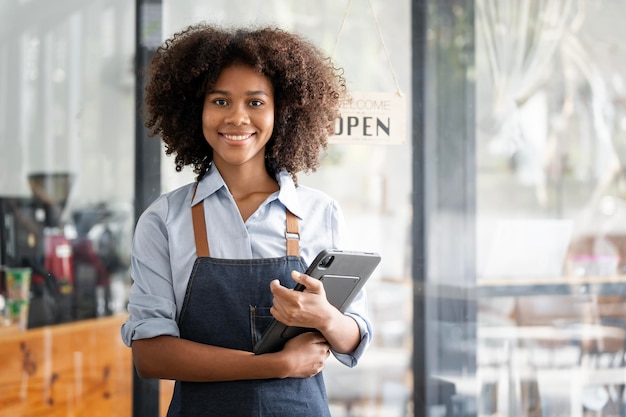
[223,134,252,141]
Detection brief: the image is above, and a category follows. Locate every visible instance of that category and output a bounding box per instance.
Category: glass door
[475,1,626,416]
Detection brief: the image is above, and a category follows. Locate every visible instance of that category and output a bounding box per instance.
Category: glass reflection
[0,0,135,415]
[477,1,626,416]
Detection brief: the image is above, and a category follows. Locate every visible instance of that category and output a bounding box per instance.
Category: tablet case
[253,249,381,354]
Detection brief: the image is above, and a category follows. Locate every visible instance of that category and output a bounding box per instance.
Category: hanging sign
[330,91,406,145]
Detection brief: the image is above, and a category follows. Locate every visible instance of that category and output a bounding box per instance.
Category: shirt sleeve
[120,196,180,346]
[327,199,374,368]
[331,288,373,367]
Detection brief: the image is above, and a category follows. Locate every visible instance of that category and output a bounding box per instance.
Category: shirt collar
[191,166,226,206]
[276,170,302,219]
[190,167,303,220]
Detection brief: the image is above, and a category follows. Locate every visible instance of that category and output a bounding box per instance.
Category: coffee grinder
[0,172,75,327]
[28,172,75,326]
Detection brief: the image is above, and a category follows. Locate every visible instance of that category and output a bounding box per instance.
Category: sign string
[331,0,404,96]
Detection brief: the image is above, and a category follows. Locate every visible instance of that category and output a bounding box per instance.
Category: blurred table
[479,323,626,343]
[477,274,626,297]
[476,276,626,417]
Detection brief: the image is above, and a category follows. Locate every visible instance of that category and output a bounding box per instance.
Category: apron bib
[166,193,331,417]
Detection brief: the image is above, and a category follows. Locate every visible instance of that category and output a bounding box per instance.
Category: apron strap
[192,184,210,257]
[286,209,300,257]
[191,183,300,258]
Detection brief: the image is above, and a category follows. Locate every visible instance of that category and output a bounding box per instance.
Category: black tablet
[253,249,381,355]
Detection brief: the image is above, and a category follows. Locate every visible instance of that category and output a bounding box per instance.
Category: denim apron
[166,192,331,417]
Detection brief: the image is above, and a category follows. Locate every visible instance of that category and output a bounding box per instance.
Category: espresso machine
[0,172,75,327]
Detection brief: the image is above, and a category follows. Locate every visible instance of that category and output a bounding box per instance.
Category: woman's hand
[269,270,361,354]
[270,270,333,330]
[278,332,330,378]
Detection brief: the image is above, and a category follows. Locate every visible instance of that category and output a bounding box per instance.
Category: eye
[213,98,228,106]
[249,99,264,107]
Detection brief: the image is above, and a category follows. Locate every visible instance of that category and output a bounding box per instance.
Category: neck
[214,160,277,198]
[213,161,279,222]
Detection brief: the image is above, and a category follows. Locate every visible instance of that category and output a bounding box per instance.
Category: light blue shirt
[121,168,372,367]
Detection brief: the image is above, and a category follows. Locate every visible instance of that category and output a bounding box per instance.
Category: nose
[225,104,250,126]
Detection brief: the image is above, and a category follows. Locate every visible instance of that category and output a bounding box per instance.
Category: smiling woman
[122,23,372,417]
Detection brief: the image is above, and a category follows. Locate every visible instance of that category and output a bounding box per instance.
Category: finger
[315,360,326,377]
[270,279,283,291]
[270,279,289,297]
[291,270,322,293]
[269,305,288,323]
[291,270,305,283]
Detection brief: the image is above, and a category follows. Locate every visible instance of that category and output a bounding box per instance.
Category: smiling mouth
[222,133,254,141]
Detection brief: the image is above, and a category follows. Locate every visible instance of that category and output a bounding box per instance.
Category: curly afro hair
[143,23,346,182]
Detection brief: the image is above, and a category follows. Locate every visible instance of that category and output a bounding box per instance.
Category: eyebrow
[208,89,270,96]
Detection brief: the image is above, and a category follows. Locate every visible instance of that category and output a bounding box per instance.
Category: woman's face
[202,64,275,171]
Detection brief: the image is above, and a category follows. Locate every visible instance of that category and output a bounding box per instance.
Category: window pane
[476,1,626,416]
[0,1,135,415]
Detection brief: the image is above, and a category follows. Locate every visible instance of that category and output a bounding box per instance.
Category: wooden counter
[0,315,132,417]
